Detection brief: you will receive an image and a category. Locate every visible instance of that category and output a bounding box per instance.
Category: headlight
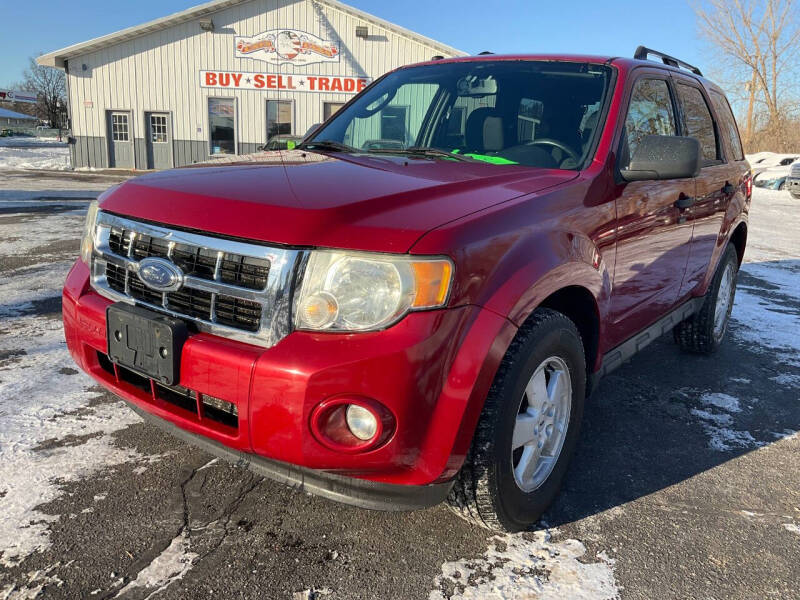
[294,251,453,331]
[80,200,99,265]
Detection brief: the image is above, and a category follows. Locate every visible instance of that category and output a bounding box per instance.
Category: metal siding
[65,0,458,168]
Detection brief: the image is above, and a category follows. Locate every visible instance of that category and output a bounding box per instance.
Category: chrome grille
[90,212,303,347]
[107,228,271,290]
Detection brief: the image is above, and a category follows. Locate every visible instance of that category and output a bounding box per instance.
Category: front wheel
[447,309,586,532]
[674,244,739,354]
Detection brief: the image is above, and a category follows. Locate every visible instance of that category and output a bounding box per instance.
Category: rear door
[672,78,742,295]
[145,112,173,170]
[609,74,694,343]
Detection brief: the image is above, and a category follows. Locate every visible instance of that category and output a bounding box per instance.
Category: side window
[623,79,676,164]
[710,90,744,161]
[676,83,719,164]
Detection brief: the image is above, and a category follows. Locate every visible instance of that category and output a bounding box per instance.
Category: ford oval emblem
[136,257,184,292]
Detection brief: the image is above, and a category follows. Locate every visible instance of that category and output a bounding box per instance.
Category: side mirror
[620,135,701,181]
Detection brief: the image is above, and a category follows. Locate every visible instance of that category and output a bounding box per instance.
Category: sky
[0,0,707,86]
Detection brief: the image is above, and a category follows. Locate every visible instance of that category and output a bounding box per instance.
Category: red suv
[63,47,750,531]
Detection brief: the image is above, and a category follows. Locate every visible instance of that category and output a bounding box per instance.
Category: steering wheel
[525,138,581,164]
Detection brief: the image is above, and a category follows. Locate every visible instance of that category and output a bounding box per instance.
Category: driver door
[608,75,694,345]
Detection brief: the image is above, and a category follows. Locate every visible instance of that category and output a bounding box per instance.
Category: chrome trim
[90,212,305,348]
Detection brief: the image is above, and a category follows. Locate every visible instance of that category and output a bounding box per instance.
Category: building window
[381,106,408,142]
[111,113,130,142]
[266,100,292,142]
[208,98,236,155]
[150,114,168,143]
[324,102,345,121]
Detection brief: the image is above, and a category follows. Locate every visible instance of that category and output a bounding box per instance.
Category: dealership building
[38,0,463,170]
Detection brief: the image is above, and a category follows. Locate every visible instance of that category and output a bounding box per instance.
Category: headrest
[483,116,504,152]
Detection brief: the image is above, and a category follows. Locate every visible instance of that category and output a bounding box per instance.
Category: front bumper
[63,260,514,503]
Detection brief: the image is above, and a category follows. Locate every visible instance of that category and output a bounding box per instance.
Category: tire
[447,309,586,532]
[778,180,786,191]
[791,192,800,200]
[673,244,739,354]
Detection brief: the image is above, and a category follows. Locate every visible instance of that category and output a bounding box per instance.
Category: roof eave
[36,0,465,71]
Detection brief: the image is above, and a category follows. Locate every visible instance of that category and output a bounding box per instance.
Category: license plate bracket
[107,303,188,386]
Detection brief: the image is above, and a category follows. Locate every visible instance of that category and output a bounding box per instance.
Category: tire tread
[446,309,584,531]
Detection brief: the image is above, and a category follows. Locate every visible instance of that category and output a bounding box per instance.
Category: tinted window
[709,90,744,161]
[677,84,719,163]
[209,98,235,155]
[267,100,292,140]
[622,79,676,165]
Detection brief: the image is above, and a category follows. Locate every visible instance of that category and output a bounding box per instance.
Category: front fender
[487,230,611,327]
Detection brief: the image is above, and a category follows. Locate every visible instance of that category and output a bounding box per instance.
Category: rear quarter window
[676,83,720,164]
[709,90,744,161]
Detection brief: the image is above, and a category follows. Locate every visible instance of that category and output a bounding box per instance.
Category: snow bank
[0,144,71,170]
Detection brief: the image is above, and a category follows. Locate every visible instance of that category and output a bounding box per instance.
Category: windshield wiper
[297,140,357,153]
[366,146,473,162]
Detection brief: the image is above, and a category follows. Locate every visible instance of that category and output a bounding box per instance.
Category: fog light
[345,404,378,441]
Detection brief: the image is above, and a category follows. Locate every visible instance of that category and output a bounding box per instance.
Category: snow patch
[700,393,741,413]
[114,531,197,599]
[771,429,798,441]
[692,410,765,452]
[771,373,800,388]
[690,409,733,427]
[0,562,65,599]
[429,530,618,600]
[783,523,800,536]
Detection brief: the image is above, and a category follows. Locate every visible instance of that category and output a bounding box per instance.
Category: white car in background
[747,152,800,191]
[787,162,800,199]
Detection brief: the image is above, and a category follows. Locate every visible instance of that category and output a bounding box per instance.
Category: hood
[99,150,577,252]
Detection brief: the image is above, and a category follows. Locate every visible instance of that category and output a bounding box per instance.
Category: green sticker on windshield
[287,140,296,150]
[464,154,519,165]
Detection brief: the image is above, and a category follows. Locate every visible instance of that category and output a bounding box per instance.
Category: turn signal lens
[411,260,452,308]
[299,291,339,329]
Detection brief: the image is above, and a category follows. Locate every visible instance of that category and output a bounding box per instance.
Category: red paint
[64,54,749,493]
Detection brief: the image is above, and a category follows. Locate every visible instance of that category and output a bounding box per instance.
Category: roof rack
[633,46,702,76]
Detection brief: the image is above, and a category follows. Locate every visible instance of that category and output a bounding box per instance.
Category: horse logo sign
[235,29,340,66]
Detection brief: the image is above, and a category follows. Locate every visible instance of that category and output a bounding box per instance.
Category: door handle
[674,196,695,210]
[722,182,736,195]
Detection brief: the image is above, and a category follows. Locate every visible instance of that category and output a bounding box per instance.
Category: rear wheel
[674,244,739,354]
[447,309,586,532]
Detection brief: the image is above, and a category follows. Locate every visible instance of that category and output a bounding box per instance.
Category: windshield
[305,60,612,169]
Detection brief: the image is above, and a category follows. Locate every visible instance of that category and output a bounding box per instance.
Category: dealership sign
[0,89,37,104]
[201,70,369,94]
[235,29,339,66]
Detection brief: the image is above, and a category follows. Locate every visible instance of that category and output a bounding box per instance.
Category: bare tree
[21,56,66,128]
[696,0,800,150]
